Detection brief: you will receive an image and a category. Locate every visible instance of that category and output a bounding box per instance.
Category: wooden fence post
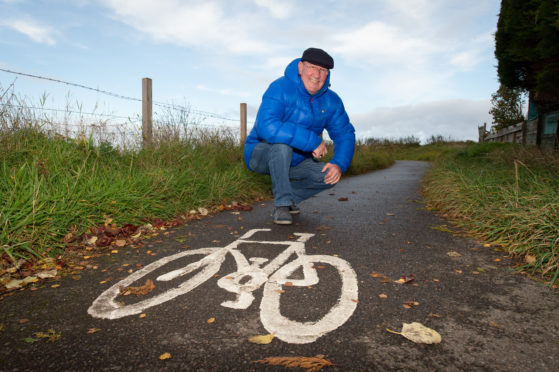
[240,102,247,144]
[142,77,153,147]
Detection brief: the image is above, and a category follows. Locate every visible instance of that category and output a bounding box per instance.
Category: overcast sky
[0,0,501,143]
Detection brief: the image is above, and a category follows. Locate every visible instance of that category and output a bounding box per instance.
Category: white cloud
[101,0,269,54]
[351,99,491,143]
[253,0,292,19]
[1,18,56,45]
[331,21,437,66]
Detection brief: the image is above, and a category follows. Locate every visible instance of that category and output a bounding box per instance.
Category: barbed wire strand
[0,67,238,122]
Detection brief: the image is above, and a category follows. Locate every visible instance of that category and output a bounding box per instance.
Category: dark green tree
[489,85,525,130]
[495,0,559,108]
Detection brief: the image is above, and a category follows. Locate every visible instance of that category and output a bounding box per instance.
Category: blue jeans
[249,142,335,207]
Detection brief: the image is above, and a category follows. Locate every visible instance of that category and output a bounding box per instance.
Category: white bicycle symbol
[88,228,358,344]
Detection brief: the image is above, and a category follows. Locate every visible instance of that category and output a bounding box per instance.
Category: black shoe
[273,206,293,225]
[288,203,300,214]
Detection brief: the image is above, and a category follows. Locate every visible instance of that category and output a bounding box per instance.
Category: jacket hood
[284,58,331,97]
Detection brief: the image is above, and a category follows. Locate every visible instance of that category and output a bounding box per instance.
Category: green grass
[0,124,392,263]
[417,142,559,285]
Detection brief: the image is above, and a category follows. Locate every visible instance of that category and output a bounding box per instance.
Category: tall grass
[420,142,559,284]
[0,88,393,263]
[0,127,271,261]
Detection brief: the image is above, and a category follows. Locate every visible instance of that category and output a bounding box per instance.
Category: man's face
[298,61,329,95]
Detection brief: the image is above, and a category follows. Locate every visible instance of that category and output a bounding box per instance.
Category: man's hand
[322,163,342,185]
[312,141,328,159]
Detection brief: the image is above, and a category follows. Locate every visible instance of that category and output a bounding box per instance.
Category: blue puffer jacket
[244,58,355,172]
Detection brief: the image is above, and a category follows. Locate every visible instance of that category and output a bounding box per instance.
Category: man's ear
[298,61,303,75]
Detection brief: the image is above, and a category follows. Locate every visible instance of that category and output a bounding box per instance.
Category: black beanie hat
[301,47,334,69]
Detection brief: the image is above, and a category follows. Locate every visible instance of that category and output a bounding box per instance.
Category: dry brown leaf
[316,225,331,231]
[248,334,274,344]
[119,279,154,296]
[253,355,334,371]
[87,328,102,334]
[447,251,462,257]
[115,239,127,247]
[524,254,536,264]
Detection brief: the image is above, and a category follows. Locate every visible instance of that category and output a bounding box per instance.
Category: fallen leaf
[284,282,293,287]
[37,269,58,279]
[159,352,171,360]
[248,334,274,344]
[115,239,127,247]
[395,274,415,284]
[379,294,388,299]
[447,251,462,257]
[198,207,209,216]
[338,197,348,201]
[386,213,395,216]
[525,254,537,264]
[403,300,420,309]
[19,319,29,324]
[316,225,331,231]
[34,329,61,342]
[87,328,102,334]
[119,279,154,296]
[429,313,443,318]
[139,314,147,318]
[207,317,215,324]
[387,322,441,344]
[5,279,23,289]
[252,355,334,371]
[51,284,60,288]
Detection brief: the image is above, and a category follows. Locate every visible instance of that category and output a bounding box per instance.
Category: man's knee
[270,143,293,158]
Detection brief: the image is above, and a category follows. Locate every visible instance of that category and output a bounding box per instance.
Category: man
[244,47,356,225]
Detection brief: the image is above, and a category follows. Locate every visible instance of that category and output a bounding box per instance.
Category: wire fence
[0,67,246,149]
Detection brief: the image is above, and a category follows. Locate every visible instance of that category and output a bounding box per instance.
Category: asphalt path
[1,160,558,371]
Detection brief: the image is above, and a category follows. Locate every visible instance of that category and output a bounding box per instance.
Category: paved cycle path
[1,160,558,371]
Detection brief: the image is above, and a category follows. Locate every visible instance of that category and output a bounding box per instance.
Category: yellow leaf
[207,317,215,324]
[51,284,60,288]
[139,314,147,318]
[111,250,119,254]
[387,322,441,344]
[248,334,274,344]
[159,352,171,360]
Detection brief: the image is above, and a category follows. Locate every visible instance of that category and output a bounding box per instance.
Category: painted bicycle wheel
[88,247,224,319]
[260,255,358,344]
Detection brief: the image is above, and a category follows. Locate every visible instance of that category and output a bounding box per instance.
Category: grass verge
[418,142,559,285]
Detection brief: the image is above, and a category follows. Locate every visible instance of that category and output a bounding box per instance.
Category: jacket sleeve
[254,80,322,153]
[325,97,356,172]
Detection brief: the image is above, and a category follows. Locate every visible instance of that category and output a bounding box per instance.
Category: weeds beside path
[417,142,559,286]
